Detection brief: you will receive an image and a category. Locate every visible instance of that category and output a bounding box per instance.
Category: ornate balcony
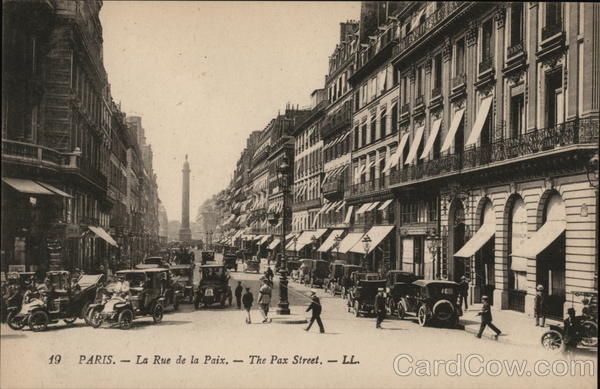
[389,117,599,188]
[415,95,425,107]
[507,41,524,58]
[2,139,63,168]
[478,56,493,74]
[322,176,346,197]
[451,74,466,90]
[542,21,563,41]
[345,176,390,200]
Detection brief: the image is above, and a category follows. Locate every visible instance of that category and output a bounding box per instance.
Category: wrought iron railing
[2,139,63,166]
[542,21,563,41]
[322,176,345,194]
[346,176,390,198]
[479,56,493,73]
[431,87,442,99]
[415,95,425,107]
[507,41,524,58]
[401,103,411,115]
[389,117,599,186]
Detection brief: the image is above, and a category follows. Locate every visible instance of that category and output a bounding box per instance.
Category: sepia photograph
[0,1,598,388]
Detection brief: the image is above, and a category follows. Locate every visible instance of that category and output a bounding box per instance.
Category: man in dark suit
[458,276,469,311]
[375,288,386,329]
[305,290,324,333]
[476,295,501,339]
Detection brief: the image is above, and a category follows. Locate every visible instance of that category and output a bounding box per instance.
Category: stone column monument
[178,155,192,242]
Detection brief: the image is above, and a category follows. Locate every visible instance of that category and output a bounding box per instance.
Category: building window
[433,53,442,91]
[545,3,562,30]
[510,3,524,48]
[353,125,359,150]
[391,103,398,133]
[370,114,377,143]
[455,38,465,76]
[401,202,418,224]
[416,65,424,98]
[361,122,367,146]
[481,19,494,65]
[380,106,387,137]
[509,93,525,138]
[546,69,563,128]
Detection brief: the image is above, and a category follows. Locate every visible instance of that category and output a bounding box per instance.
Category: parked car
[244,259,260,273]
[194,264,231,308]
[223,254,237,271]
[349,277,387,317]
[87,269,170,329]
[201,251,215,264]
[347,272,382,314]
[170,264,196,303]
[326,260,347,295]
[14,271,104,332]
[4,271,38,329]
[400,280,462,327]
[309,260,329,288]
[298,259,313,284]
[340,265,362,298]
[385,270,420,316]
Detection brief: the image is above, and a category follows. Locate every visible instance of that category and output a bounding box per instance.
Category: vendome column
[178,155,192,242]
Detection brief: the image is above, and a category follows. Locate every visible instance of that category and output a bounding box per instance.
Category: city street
[1,253,596,389]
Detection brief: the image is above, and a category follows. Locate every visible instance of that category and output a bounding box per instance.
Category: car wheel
[63,316,77,325]
[396,302,406,320]
[88,306,103,328]
[540,330,565,353]
[28,310,49,332]
[580,321,598,347]
[354,301,361,317]
[118,309,133,330]
[193,297,200,309]
[152,304,163,323]
[80,302,91,320]
[7,311,25,330]
[417,305,429,327]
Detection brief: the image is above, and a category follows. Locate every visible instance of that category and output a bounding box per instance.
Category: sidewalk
[461,303,561,347]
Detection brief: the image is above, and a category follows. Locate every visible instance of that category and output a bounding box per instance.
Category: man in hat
[375,288,386,329]
[563,307,582,353]
[258,279,272,323]
[235,281,243,309]
[534,284,545,327]
[305,290,324,333]
[242,287,253,324]
[458,275,469,311]
[476,295,501,339]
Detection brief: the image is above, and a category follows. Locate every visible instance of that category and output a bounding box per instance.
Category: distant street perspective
[1,1,599,389]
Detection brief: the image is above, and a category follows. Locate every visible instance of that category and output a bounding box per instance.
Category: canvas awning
[511,220,566,260]
[318,229,345,252]
[2,178,54,195]
[312,228,328,240]
[344,206,354,224]
[268,238,281,250]
[379,199,393,211]
[440,108,465,153]
[420,118,442,159]
[259,235,271,245]
[454,223,495,258]
[338,232,366,254]
[366,202,381,212]
[465,97,493,147]
[36,182,73,198]
[88,226,118,247]
[404,126,425,165]
[288,230,314,251]
[355,202,373,215]
[385,132,409,172]
[335,201,346,212]
[349,225,394,254]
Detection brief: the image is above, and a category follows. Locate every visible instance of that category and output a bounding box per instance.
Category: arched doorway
[474,200,496,304]
[449,199,466,281]
[537,193,566,319]
[508,196,528,312]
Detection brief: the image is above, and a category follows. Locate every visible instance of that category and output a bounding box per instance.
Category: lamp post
[311,235,318,260]
[427,229,442,280]
[333,234,342,262]
[276,156,291,315]
[586,152,599,290]
[362,234,371,271]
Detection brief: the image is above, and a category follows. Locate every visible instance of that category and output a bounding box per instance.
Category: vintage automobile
[348,276,387,317]
[286,260,301,280]
[200,251,216,264]
[308,259,330,288]
[244,259,260,273]
[400,280,462,327]
[142,256,170,268]
[14,272,104,332]
[298,259,313,284]
[223,253,237,271]
[384,271,420,316]
[88,269,170,329]
[326,260,347,296]
[5,272,38,329]
[170,264,196,303]
[194,264,232,308]
[340,265,362,298]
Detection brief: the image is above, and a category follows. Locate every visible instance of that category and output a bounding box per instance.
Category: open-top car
[326,260,347,295]
[170,264,196,303]
[223,253,237,271]
[14,271,104,332]
[400,280,462,327]
[142,256,170,268]
[88,269,172,329]
[4,271,38,329]
[200,251,215,265]
[244,259,260,273]
[385,271,420,316]
[348,275,387,317]
[194,264,231,308]
[309,259,329,288]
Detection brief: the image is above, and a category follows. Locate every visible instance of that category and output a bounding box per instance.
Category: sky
[100,1,360,223]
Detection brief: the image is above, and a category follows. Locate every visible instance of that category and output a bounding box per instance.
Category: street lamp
[362,234,371,271]
[586,152,599,290]
[311,234,318,260]
[333,234,342,262]
[427,229,442,280]
[276,155,291,315]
